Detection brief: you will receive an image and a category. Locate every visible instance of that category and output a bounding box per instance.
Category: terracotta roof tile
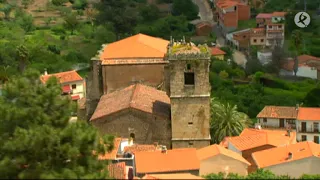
[211,47,226,56]
[90,84,170,121]
[197,144,250,165]
[124,144,158,154]
[256,13,273,19]
[297,107,320,121]
[107,162,126,179]
[135,148,200,174]
[142,173,204,179]
[101,58,167,65]
[98,138,122,160]
[298,55,320,63]
[272,12,287,17]
[257,106,298,119]
[252,141,320,168]
[100,33,169,60]
[282,55,320,71]
[227,128,296,151]
[40,70,83,84]
[250,28,266,36]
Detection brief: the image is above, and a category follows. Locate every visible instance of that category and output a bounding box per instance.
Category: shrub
[51,0,67,6]
[51,25,66,35]
[47,45,61,55]
[219,70,229,79]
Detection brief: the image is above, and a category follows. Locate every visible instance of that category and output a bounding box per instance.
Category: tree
[85,5,98,27]
[52,0,67,6]
[1,4,13,20]
[139,4,160,22]
[271,45,286,73]
[95,0,139,35]
[291,30,303,76]
[63,13,79,35]
[219,70,229,79]
[172,0,199,20]
[210,99,251,143]
[0,69,114,178]
[16,44,29,73]
[22,0,34,9]
[304,87,320,107]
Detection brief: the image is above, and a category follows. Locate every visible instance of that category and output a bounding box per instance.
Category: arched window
[130,133,135,139]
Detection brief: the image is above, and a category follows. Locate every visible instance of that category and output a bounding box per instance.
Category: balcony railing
[298,125,320,133]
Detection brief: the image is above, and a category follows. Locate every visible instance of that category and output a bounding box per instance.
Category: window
[253,39,257,43]
[188,122,193,126]
[263,118,267,123]
[268,25,272,29]
[184,72,195,85]
[243,35,246,38]
[234,6,237,11]
[72,84,76,89]
[186,63,192,71]
[261,39,264,42]
[314,122,319,132]
[314,136,319,144]
[278,25,282,28]
[301,135,307,141]
[188,141,194,146]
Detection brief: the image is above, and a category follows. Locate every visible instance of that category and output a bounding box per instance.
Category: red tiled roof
[100,33,169,61]
[98,138,122,160]
[197,144,250,165]
[62,85,71,93]
[107,162,126,179]
[298,55,320,63]
[124,144,158,154]
[101,58,167,65]
[282,55,320,71]
[256,13,272,19]
[217,1,239,9]
[71,95,80,101]
[252,141,320,168]
[257,106,298,119]
[135,148,200,174]
[297,108,320,121]
[90,84,170,121]
[142,173,204,179]
[40,70,83,84]
[272,12,287,17]
[211,47,226,56]
[227,128,296,151]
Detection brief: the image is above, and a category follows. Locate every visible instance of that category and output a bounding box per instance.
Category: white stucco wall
[258,118,281,128]
[257,51,272,65]
[296,66,318,79]
[63,80,85,98]
[296,120,320,142]
[264,156,320,178]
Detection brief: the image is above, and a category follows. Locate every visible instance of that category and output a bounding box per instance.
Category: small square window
[188,122,193,126]
[261,39,264,42]
[302,135,307,141]
[188,142,193,146]
[278,25,282,28]
[186,63,192,70]
[253,39,257,43]
[184,72,195,85]
[268,25,272,29]
[72,84,77,89]
[263,118,267,123]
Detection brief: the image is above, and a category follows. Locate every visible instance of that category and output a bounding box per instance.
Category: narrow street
[192,0,213,22]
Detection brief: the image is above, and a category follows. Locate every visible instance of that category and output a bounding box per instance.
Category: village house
[250,28,266,46]
[256,13,272,28]
[256,106,298,129]
[195,22,214,36]
[40,70,85,101]
[232,29,251,51]
[88,36,212,150]
[252,141,320,178]
[280,55,320,79]
[215,0,250,36]
[134,148,200,178]
[296,108,320,144]
[90,84,172,148]
[196,144,250,176]
[211,47,226,60]
[220,128,296,173]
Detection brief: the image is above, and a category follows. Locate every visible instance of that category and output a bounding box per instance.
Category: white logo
[294,12,311,28]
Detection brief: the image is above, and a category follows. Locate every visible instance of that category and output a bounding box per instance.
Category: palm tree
[210,98,251,144]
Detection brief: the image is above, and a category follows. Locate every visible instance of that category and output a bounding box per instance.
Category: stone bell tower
[165,37,211,149]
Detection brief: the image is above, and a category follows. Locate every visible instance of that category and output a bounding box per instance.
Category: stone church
[85,33,211,149]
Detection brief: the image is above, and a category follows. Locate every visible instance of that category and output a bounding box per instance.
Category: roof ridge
[129,84,139,107]
[137,38,167,55]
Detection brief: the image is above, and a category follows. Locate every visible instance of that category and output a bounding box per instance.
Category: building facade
[296,108,320,144]
[166,41,211,149]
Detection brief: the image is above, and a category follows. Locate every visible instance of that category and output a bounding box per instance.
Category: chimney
[287,152,293,160]
[44,68,48,75]
[295,104,299,111]
[161,145,167,154]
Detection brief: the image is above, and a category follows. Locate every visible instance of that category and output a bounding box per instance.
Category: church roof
[90,84,170,121]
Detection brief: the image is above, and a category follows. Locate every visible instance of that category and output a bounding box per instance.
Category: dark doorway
[301,122,306,132]
[302,135,307,141]
[314,136,319,144]
[130,133,135,139]
[280,119,285,128]
[184,72,195,85]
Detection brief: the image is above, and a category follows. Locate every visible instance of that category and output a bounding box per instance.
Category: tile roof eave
[136,168,200,174]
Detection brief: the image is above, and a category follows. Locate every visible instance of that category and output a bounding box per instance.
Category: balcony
[297,125,320,133]
[267,33,284,39]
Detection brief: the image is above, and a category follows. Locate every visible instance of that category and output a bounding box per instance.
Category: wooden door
[280,119,285,128]
[301,122,306,132]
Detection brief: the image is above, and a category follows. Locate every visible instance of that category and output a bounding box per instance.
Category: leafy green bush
[51,0,67,6]
[51,25,66,35]
[72,0,87,9]
[47,45,61,55]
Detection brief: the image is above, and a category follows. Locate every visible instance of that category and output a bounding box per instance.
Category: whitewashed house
[296,107,320,144]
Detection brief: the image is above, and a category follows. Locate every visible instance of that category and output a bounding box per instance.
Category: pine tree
[0,69,114,179]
